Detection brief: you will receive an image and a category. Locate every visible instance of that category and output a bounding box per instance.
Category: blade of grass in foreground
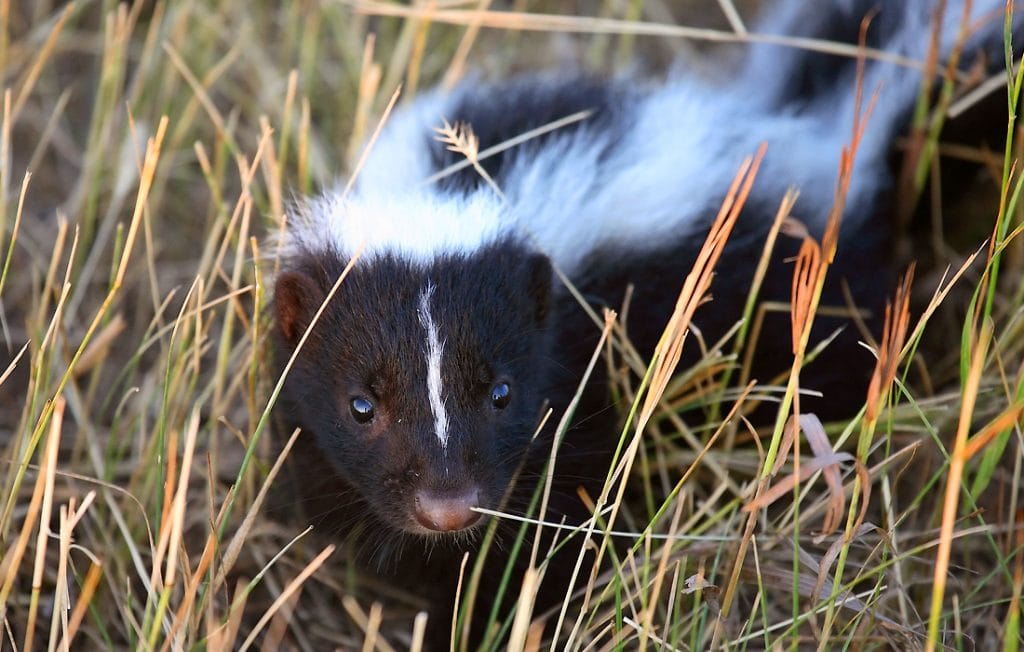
[926,319,992,652]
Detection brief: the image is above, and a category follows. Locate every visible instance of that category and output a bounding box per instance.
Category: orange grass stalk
[23,398,64,652]
[642,380,754,631]
[926,319,992,652]
[563,147,764,650]
[762,2,878,466]
[863,265,914,433]
[962,400,1024,460]
[639,144,765,431]
[762,17,880,647]
[761,86,877,477]
[61,561,102,649]
[146,407,201,649]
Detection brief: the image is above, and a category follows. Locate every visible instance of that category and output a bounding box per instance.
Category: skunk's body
[272,0,1016,643]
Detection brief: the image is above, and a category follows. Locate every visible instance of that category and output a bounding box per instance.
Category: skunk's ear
[274,270,324,344]
[525,253,553,324]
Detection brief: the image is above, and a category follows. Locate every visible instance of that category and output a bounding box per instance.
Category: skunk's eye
[350,397,375,423]
[490,382,511,409]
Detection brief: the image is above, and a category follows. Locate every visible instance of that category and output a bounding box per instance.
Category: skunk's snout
[413,487,482,532]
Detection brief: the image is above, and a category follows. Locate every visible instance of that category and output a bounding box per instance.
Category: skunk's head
[273,236,554,537]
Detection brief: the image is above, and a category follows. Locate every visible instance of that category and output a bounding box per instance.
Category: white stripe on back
[282,0,1007,272]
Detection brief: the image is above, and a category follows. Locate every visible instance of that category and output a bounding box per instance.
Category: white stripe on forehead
[417,283,450,449]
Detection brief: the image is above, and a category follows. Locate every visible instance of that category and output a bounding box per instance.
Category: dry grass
[1,0,1022,649]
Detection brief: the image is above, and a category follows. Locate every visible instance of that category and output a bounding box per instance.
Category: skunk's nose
[413,488,481,532]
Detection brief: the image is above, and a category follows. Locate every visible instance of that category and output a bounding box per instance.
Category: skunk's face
[273,238,554,536]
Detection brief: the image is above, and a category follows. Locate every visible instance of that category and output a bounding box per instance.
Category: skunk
[271,0,1016,644]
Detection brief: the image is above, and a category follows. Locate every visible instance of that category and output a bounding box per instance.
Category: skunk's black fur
[271,0,1019,645]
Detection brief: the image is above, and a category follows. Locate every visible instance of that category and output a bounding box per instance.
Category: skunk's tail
[747,0,1019,141]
